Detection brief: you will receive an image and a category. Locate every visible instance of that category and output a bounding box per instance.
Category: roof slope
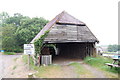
[31,11,99,43]
[56,11,85,25]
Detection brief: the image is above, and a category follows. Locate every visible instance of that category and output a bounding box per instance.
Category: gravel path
[60,65,77,78]
[82,63,106,78]
[0,53,21,78]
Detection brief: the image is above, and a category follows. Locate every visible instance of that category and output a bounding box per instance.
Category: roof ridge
[56,11,65,22]
[56,11,85,25]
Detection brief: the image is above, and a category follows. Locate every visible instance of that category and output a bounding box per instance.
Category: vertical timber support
[86,43,89,57]
[93,43,97,57]
[90,43,93,57]
[85,43,87,58]
[88,43,90,56]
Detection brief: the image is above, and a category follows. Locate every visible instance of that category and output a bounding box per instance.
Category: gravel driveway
[0,53,21,79]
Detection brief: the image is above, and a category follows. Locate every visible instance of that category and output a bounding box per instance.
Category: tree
[108,44,120,52]
[0,12,9,26]
[15,17,48,48]
[2,24,20,52]
[5,13,26,26]
[1,12,49,52]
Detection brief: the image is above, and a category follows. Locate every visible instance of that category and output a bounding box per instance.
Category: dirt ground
[82,63,106,78]
[53,56,83,65]
[0,53,22,78]
[3,56,35,78]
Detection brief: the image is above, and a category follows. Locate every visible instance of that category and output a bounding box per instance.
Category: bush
[12,47,23,53]
[3,47,23,53]
[3,52,16,55]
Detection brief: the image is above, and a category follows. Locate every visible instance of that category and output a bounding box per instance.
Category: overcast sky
[0,0,119,45]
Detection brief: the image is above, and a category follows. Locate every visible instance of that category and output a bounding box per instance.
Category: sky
[0,0,119,46]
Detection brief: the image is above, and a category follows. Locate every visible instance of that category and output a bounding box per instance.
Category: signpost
[24,44,35,70]
[24,44,35,55]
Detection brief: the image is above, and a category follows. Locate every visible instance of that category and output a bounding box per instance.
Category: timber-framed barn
[31,11,99,62]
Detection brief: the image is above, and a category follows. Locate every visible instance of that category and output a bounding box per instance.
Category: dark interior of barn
[52,43,84,64]
[55,43,86,58]
[40,42,95,64]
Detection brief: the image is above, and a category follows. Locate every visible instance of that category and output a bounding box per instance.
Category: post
[28,54,30,70]
[38,55,41,67]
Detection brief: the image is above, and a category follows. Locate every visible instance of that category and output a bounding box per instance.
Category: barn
[31,11,99,64]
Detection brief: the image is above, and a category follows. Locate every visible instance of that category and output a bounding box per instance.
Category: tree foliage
[108,44,120,52]
[0,12,9,27]
[1,12,49,52]
[2,24,20,52]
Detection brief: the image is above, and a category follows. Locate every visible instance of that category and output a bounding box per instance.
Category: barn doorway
[41,42,94,65]
[51,43,87,64]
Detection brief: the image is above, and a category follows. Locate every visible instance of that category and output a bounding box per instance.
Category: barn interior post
[90,43,92,57]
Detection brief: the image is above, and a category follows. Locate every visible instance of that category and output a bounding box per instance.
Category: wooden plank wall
[45,24,78,41]
[45,24,97,43]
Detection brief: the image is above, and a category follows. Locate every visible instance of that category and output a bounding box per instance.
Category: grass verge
[84,56,119,78]
[22,55,61,78]
[3,52,16,55]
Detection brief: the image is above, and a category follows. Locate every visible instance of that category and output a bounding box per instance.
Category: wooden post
[92,43,97,57]
[85,43,87,57]
[28,54,30,70]
[39,55,41,67]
